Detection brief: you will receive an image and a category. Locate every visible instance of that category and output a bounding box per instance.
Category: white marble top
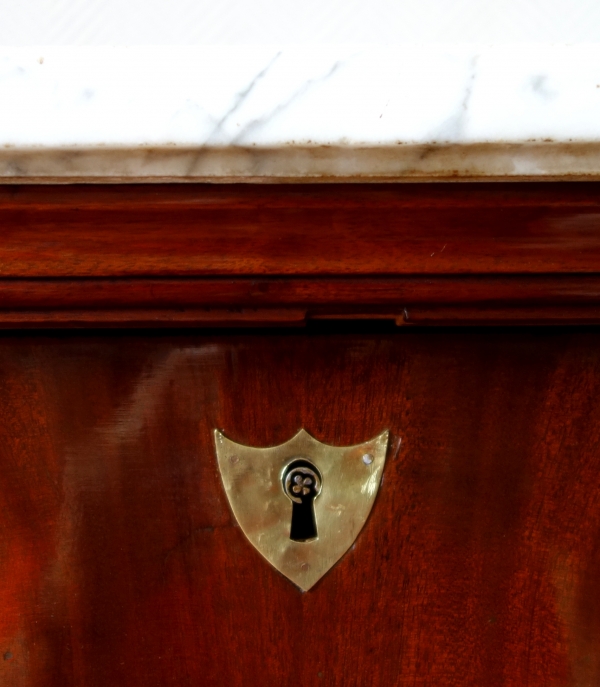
[2,45,600,182]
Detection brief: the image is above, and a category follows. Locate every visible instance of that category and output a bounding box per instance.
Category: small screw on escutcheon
[362,453,373,465]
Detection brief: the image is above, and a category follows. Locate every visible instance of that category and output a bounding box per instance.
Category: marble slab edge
[3,143,600,183]
[4,46,600,182]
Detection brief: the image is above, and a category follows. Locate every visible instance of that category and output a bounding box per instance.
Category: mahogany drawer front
[0,328,598,687]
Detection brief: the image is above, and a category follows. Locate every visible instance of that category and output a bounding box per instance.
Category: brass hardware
[214,428,389,591]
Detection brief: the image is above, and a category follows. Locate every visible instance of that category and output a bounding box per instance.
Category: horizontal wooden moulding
[2,183,600,278]
[2,183,600,326]
[0,276,599,327]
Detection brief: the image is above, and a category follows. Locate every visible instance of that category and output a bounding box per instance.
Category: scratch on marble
[204,52,282,146]
[431,55,479,143]
[231,59,344,145]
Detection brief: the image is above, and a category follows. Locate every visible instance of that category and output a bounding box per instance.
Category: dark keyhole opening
[282,458,322,542]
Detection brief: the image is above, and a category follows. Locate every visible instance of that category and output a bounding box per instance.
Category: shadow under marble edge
[2,142,600,183]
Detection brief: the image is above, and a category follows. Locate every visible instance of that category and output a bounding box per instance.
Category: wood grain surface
[1,327,599,686]
[1,182,600,277]
[2,183,600,325]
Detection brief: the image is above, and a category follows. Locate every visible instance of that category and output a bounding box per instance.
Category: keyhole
[282,459,322,542]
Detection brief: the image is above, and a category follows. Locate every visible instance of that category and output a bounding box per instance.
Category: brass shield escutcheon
[214,429,389,590]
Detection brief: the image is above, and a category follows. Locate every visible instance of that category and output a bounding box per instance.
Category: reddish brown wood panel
[2,276,600,310]
[3,275,600,327]
[0,328,599,686]
[1,183,600,278]
[2,183,600,326]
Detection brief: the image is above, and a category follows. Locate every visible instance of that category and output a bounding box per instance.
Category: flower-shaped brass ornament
[290,472,317,497]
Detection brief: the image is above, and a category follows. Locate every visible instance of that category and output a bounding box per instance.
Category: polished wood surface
[2,183,600,326]
[2,276,600,328]
[2,183,600,277]
[1,327,599,686]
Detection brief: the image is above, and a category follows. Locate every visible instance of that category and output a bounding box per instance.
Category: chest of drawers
[1,183,599,687]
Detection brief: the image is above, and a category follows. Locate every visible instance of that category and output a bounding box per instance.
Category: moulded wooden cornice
[2,183,600,327]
